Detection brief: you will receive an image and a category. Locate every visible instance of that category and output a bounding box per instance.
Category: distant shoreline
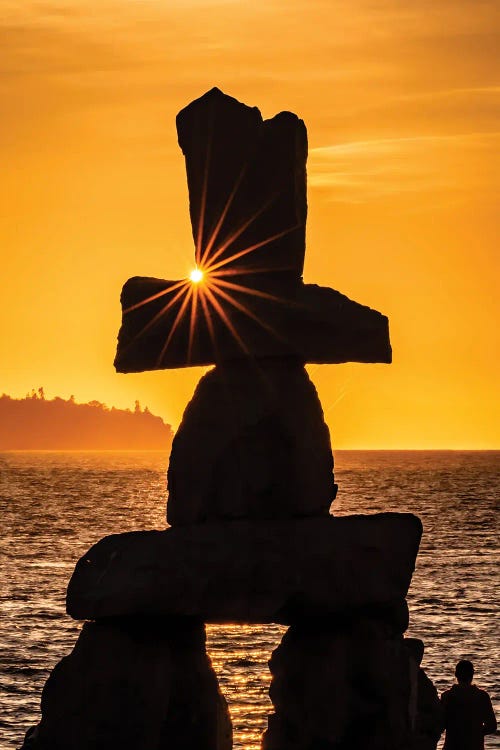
[0,392,173,451]
[0,448,172,453]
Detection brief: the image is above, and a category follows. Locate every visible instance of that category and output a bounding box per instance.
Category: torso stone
[167,357,336,525]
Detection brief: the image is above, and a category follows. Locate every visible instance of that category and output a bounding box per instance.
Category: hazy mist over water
[0,450,498,749]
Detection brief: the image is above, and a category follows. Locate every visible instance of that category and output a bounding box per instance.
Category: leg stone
[262,623,441,750]
[20,618,232,750]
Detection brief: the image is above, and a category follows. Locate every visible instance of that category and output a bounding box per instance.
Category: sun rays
[123,150,303,367]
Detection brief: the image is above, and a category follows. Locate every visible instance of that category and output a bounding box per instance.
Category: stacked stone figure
[21,89,441,750]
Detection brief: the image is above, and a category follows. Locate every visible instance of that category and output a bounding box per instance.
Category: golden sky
[1,0,499,447]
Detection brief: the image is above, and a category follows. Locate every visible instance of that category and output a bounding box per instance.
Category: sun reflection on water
[206,623,286,750]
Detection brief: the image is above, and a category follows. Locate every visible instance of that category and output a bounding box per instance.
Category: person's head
[455,660,474,684]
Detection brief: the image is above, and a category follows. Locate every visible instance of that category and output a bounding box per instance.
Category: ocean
[0,450,498,749]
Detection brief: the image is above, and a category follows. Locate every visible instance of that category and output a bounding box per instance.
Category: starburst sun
[189,268,204,283]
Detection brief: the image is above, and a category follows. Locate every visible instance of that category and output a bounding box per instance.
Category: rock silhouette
[114,87,390,372]
[21,89,440,750]
[21,619,231,750]
[263,627,441,750]
[115,272,391,371]
[177,88,307,285]
[167,358,335,524]
[67,515,421,624]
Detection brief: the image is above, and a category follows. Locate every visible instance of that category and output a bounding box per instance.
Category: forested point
[0,390,173,450]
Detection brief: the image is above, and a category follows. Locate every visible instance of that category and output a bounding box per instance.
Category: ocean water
[0,450,498,749]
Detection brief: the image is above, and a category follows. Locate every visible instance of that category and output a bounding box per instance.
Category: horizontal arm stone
[114,276,391,371]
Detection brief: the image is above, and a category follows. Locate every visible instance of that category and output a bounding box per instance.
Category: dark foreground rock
[262,625,441,750]
[115,277,391,371]
[20,618,231,750]
[167,358,336,525]
[67,514,421,624]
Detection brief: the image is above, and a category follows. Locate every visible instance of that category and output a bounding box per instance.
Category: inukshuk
[21,89,442,750]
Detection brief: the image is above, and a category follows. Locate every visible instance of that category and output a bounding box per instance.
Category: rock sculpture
[21,89,441,750]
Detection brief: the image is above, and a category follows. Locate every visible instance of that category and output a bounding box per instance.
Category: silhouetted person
[441,660,497,749]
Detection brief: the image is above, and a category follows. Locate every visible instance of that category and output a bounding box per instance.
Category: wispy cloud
[396,86,500,101]
[309,132,500,203]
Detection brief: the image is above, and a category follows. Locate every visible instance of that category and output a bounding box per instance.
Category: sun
[189,267,204,283]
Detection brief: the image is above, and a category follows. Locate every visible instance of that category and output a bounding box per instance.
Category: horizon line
[1,447,498,453]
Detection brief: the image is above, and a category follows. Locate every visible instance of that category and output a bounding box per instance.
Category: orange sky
[1,0,499,448]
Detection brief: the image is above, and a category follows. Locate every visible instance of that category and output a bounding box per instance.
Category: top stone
[177,87,308,287]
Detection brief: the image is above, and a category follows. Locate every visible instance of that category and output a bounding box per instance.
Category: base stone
[20,618,231,750]
[167,358,336,525]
